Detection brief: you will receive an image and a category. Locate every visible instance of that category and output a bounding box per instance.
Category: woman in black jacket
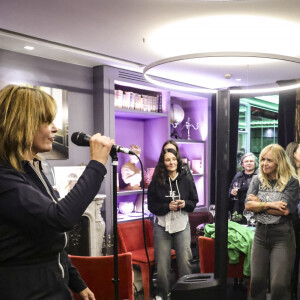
[148,148,198,300]
[0,85,114,299]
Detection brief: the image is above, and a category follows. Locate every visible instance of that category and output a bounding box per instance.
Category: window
[238,95,279,163]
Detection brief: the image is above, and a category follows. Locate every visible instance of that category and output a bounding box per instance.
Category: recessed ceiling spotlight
[235,78,242,81]
[197,0,247,1]
[224,73,232,79]
[24,46,34,50]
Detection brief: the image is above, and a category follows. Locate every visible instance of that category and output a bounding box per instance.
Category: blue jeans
[153,221,192,299]
[250,220,295,300]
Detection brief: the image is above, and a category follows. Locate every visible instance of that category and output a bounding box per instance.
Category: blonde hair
[0,85,57,171]
[259,144,297,191]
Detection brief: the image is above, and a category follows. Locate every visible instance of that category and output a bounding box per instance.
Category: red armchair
[189,212,214,247]
[198,236,250,293]
[69,253,134,300]
[118,219,176,300]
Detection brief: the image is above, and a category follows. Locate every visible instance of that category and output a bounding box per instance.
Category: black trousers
[0,260,73,300]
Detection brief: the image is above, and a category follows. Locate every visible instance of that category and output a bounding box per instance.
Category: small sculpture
[183,117,199,140]
[121,145,142,190]
[170,104,185,139]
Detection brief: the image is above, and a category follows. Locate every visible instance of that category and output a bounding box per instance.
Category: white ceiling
[1,0,300,91]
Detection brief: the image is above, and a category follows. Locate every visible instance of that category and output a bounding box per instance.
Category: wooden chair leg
[140,263,151,300]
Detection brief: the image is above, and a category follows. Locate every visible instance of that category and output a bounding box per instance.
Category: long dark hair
[152,148,182,186]
[160,140,179,153]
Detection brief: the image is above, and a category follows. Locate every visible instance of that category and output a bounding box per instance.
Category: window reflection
[238,96,278,169]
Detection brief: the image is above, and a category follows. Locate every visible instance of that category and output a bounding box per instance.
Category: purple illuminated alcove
[115,116,168,187]
[114,83,209,218]
[115,113,168,218]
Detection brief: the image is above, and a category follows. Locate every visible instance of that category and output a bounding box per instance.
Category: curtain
[209,93,240,205]
[228,94,240,185]
[277,80,297,148]
[294,83,300,142]
[210,94,216,204]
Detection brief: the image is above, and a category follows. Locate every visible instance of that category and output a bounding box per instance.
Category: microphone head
[71,132,90,146]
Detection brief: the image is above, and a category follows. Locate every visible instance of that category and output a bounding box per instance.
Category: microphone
[71,132,135,155]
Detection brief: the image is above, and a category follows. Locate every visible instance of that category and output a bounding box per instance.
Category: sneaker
[155,296,163,300]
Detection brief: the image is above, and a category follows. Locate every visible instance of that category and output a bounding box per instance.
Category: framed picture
[0,82,69,160]
[53,166,86,198]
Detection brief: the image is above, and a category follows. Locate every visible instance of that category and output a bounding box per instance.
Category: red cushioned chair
[189,212,214,248]
[198,236,250,294]
[188,212,214,263]
[118,219,176,300]
[69,253,134,300]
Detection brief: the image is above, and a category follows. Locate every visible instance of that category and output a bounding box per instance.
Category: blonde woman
[0,85,114,299]
[245,144,299,300]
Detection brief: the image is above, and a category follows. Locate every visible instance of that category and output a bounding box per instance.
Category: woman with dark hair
[0,85,114,299]
[161,139,179,152]
[161,139,193,179]
[245,144,299,300]
[148,147,198,300]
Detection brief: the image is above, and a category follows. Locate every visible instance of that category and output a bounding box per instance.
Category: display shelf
[170,92,208,208]
[192,173,203,177]
[115,108,167,120]
[93,66,210,255]
[175,139,205,144]
[117,213,150,222]
[117,189,148,196]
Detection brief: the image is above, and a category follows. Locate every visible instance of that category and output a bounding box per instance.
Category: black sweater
[148,169,198,216]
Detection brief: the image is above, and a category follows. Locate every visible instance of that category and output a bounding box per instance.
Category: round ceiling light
[143,52,300,94]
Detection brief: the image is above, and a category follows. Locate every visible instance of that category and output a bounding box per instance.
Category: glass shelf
[175,139,205,144]
[115,108,167,120]
[117,189,148,196]
[117,213,150,222]
[192,173,203,177]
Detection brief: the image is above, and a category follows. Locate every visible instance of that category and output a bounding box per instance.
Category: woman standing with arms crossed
[0,85,114,299]
[148,148,198,300]
[245,144,299,300]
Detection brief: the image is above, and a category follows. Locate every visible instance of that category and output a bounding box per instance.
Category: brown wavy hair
[286,141,300,171]
[0,85,56,171]
[152,148,182,186]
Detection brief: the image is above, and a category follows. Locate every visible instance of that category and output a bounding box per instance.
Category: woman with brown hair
[148,147,198,300]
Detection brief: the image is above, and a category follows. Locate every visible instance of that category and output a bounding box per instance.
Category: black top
[228,169,258,214]
[148,168,198,216]
[0,159,106,293]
